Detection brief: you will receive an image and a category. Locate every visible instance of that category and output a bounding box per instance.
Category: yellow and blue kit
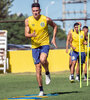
[71,30,86,64]
[28,15,49,48]
[28,15,50,64]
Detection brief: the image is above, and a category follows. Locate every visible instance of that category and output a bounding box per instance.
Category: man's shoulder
[68,29,73,35]
[25,18,29,24]
[28,16,33,19]
[41,15,47,20]
[81,30,84,34]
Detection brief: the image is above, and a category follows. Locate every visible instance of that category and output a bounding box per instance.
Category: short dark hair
[32,3,40,8]
[83,26,88,29]
[74,23,79,27]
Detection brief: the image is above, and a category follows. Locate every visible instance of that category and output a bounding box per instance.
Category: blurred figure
[66,22,82,74]
[69,23,86,82]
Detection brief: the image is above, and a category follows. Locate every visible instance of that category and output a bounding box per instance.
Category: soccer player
[25,3,57,96]
[75,26,88,81]
[69,23,86,82]
[66,29,72,70]
[82,26,88,81]
[66,22,82,72]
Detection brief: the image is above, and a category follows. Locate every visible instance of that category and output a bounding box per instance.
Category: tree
[0,14,31,44]
[48,25,67,41]
[0,17,67,45]
[0,0,14,19]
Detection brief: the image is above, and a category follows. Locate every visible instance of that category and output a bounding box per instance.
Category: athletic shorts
[32,45,50,64]
[71,51,86,64]
[69,50,73,56]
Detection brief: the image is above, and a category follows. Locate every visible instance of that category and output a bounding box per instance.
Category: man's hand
[51,38,58,48]
[66,48,68,53]
[31,30,37,37]
[72,46,76,50]
[83,41,87,45]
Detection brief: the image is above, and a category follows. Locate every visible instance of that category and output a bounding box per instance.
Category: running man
[75,26,88,81]
[66,22,82,71]
[75,26,89,81]
[83,26,88,81]
[69,23,86,82]
[25,3,57,96]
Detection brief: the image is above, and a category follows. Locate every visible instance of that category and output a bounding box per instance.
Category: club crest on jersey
[80,35,83,38]
[40,22,45,27]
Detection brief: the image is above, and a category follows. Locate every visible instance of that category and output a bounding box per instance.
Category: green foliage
[0,19,67,44]
[48,25,67,41]
[0,15,30,44]
[0,0,14,19]
[0,0,67,45]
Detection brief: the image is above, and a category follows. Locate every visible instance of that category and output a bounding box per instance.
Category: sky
[10,0,90,34]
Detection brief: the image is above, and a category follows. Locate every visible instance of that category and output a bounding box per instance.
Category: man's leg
[35,63,42,87]
[32,48,44,96]
[40,53,49,71]
[70,51,78,82]
[81,52,86,80]
[70,60,77,82]
[84,62,87,80]
[69,56,72,71]
[71,60,77,74]
[40,53,51,85]
[75,61,80,81]
[35,63,44,96]
[84,53,87,80]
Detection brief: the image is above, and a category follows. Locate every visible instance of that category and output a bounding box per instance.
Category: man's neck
[34,15,41,20]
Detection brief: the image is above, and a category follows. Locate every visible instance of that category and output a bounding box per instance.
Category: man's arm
[66,30,71,53]
[25,18,36,38]
[46,17,58,48]
[83,31,88,45]
[69,33,76,50]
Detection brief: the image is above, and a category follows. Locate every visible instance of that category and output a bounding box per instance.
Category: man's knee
[72,61,76,67]
[40,58,46,64]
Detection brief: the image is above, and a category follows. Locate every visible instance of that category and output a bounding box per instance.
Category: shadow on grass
[44,91,81,96]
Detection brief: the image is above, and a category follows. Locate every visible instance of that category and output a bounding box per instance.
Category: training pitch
[0,71,90,100]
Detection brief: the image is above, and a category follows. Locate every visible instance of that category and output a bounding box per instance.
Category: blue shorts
[32,45,50,64]
[69,50,73,56]
[71,51,86,64]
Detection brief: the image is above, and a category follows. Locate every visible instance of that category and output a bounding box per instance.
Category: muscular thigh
[40,52,47,61]
[40,45,49,61]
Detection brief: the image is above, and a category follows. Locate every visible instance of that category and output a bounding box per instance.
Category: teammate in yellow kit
[66,22,82,71]
[69,23,86,82]
[25,3,57,96]
[83,26,88,80]
[74,26,89,81]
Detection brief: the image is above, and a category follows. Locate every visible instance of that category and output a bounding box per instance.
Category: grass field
[0,71,90,100]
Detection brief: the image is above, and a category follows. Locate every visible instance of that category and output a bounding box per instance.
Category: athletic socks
[71,74,74,77]
[45,71,50,75]
[71,74,74,80]
[76,74,80,77]
[84,74,87,78]
[39,86,43,91]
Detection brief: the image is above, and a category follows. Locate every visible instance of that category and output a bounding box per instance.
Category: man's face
[32,7,41,19]
[83,28,88,35]
[74,25,79,33]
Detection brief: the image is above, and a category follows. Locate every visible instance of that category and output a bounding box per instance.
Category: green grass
[0,71,90,100]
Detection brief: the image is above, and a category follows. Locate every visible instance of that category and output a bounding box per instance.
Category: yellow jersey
[71,29,85,52]
[28,15,49,48]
